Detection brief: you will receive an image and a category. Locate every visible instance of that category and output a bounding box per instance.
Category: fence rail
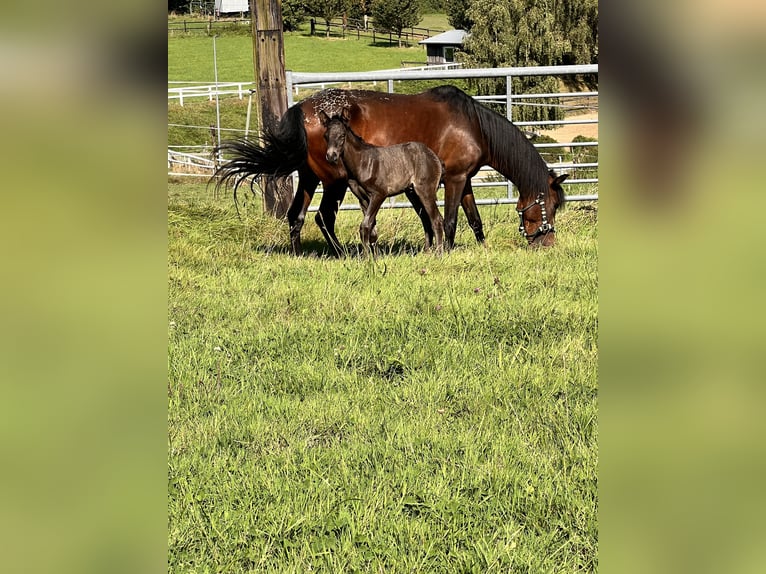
[168,81,254,105]
[168,17,443,47]
[306,19,442,47]
[168,18,250,35]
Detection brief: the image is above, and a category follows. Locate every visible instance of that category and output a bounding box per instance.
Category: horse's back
[400,142,441,174]
[301,87,484,186]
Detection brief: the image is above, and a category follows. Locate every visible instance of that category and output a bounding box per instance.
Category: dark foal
[320,111,445,255]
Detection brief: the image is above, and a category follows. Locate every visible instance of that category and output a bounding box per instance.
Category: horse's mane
[427,85,564,206]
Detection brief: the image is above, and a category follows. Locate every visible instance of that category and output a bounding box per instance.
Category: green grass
[418,13,451,32]
[168,181,598,572]
[168,31,427,83]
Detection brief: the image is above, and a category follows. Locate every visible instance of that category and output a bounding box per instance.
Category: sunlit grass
[168,181,598,572]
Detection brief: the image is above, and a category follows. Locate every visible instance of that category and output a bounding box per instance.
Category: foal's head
[319,110,351,165]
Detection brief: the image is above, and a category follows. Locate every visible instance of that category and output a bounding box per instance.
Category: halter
[517,191,554,240]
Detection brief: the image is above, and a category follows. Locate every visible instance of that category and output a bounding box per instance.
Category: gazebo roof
[418,29,468,46]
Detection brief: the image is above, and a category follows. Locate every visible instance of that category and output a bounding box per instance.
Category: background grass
[168,181,598,571]
[168,31,428,83]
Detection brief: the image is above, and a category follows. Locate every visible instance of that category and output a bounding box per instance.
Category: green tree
[168,0,189,13]
[420,0,446,12]
[305,0,352,37]
[282,0,308,31]
[371,0,422,47]
[554,0,598,64]
[445,0,473,30]
[348,0,373,22]
[457,0,583,123]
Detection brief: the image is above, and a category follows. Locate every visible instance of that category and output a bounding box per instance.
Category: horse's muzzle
[529,232,556,248]
[326,151,339,164]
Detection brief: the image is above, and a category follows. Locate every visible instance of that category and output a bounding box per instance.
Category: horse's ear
[340,108,351,123]
[318,110,330,126]
[553,174,569,186]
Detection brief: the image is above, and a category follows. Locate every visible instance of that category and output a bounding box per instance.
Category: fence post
[286,70,294,107]
[251,0,292,218]
[506,75,514,200]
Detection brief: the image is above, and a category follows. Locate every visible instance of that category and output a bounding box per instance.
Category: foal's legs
[348,180,379,251]
[359,192,387,256]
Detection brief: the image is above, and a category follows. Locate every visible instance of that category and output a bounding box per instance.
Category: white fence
[168,81,254,105]
[169,64,598,207]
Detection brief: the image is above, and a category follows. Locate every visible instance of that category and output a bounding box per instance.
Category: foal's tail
[210,104,307,200]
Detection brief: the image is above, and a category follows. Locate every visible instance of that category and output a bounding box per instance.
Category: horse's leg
[287,168,319,256]
[404,188,434,249]
[314,180,347,257]
[442,174,467,250]
[360,192,387,257]
[412,181,445,254]
[461,181,486,244]
[348,180,378,252]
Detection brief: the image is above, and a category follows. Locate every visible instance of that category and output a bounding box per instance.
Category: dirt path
[539,111,599,141]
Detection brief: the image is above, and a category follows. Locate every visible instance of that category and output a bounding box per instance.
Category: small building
[419,30,468,65]
[214,0,248,14]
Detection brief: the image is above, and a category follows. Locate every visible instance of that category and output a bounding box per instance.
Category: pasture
[167,181,598,571]
[168,32,428,83]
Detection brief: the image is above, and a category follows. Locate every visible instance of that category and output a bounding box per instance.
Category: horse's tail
[211,104,307,198]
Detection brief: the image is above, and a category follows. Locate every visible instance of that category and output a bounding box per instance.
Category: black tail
[210,104,307,199]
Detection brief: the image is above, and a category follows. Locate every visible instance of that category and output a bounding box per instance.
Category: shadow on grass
[249,236,430,259]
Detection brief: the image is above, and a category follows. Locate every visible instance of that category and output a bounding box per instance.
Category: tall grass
[168,181,598,571]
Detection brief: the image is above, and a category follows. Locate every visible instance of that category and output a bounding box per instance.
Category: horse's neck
[340,130,370,175]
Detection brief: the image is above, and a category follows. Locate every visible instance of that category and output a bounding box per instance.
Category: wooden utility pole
[250,0,293,218]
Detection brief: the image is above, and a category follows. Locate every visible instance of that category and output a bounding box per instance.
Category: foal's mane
[427,86,564,205]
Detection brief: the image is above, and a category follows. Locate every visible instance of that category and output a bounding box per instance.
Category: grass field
[168,29,428,83]
[168,181,598,571]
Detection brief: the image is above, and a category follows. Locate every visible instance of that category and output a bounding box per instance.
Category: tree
[371,0,422,47]
[347,0,372,22]
[554,0,598,64]
[445,0,473,30]
[305,0,352,37]
[168,0,189,13]
[457,0,598,123]
[282,0,308,31]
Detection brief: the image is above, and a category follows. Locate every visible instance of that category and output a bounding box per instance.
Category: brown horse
[213,85,568,255]
[320,110,445,254]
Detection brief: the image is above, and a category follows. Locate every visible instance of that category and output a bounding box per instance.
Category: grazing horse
[213,85,568,255]
[320,111,445,254]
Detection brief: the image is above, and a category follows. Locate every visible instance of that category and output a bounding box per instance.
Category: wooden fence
[168,17,443,47]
